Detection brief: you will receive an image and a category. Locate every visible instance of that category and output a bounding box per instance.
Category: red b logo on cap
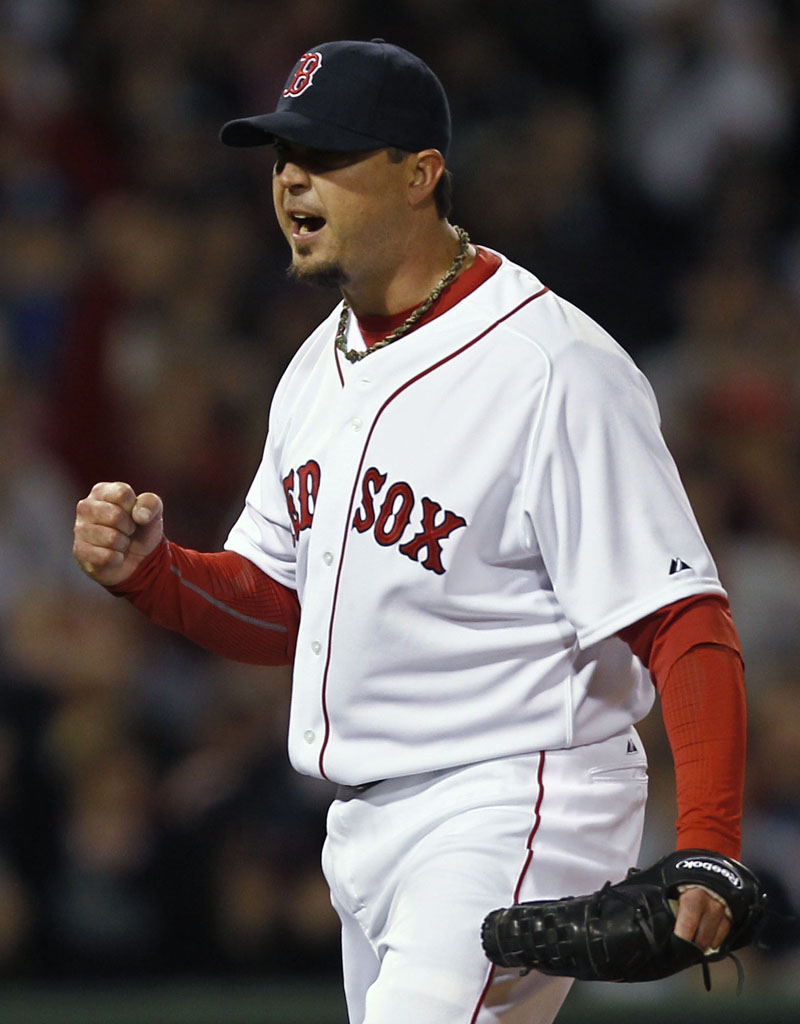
[283,52,323,97]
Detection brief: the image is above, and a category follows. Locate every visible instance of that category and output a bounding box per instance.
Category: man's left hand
[675,885,732,954]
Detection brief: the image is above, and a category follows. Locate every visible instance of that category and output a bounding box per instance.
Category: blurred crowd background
[1,0,799,997]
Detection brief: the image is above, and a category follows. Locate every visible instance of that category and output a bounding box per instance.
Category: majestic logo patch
[669,557,692,575]
[283,52,323,97]
[675,858,743,889]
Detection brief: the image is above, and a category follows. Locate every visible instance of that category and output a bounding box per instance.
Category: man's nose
[276,158,311,192]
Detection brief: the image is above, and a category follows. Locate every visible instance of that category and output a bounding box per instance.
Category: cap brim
[219,112,389,151]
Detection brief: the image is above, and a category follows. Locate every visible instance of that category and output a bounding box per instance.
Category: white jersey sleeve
[521,297,724,647]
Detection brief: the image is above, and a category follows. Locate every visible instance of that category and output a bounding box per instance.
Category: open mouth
[291,213,326,237]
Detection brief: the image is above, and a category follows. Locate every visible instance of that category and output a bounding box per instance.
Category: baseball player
[73,40,748,1024]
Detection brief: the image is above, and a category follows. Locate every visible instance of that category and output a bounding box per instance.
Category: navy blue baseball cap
[219,39,451,157]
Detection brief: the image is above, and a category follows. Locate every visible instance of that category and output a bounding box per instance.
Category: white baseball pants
[322,727,648,1023]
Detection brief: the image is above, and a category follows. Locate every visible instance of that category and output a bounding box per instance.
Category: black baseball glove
[481,850,766,989]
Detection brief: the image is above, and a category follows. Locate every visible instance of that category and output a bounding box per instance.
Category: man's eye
[312,151,367,172]
[307,156,335,173]
[272,148,366,176]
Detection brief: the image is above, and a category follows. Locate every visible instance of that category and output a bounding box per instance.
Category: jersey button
[311,641,322,655]
[351,417,363,431]
[303,730,315,744]
[322,551,334,565]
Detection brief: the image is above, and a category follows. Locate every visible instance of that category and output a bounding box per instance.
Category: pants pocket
[588,762,648,783]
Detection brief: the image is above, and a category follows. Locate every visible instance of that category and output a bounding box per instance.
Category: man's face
[271,140,412,294]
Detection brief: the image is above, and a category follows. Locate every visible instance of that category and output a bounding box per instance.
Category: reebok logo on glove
[675,858,743,889]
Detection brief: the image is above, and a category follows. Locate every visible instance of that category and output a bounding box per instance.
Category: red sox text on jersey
[282,459,467,574]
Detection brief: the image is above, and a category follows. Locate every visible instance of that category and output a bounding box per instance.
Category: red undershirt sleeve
[106,539,300,666]
[617,594,746,860]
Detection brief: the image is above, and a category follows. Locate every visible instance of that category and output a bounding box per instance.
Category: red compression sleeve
[660,645,746,858]
[617,595,746,859]
[107,540,300,666]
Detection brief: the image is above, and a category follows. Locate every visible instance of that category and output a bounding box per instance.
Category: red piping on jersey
[468,750,547,1023]
[317,286,550,779]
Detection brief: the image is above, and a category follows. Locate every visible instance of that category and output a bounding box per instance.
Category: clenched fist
[73,481,164,587]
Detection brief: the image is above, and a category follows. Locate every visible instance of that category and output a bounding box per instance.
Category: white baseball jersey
[225,250,725,786]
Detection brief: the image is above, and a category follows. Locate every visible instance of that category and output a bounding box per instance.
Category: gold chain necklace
[335,226,471,363]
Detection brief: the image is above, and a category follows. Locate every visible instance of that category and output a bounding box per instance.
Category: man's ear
[408,149,445,208]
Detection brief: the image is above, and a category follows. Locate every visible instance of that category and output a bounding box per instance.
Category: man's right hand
[73,481,164,587]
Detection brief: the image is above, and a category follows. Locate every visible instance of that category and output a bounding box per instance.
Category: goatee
[287,255,349,290]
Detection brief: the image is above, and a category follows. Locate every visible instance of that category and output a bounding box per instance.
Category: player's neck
[342,222,476,318]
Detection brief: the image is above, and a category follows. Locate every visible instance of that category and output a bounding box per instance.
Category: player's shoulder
[488,252,643,379]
